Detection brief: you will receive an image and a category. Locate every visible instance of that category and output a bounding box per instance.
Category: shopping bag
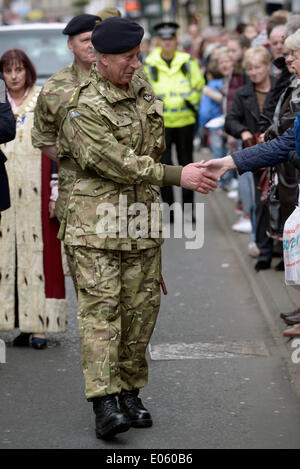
[283,202,300,287]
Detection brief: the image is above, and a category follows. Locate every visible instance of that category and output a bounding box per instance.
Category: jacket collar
[238,75,277,97]
[71,61,89,83]
[89,63,145,103]
[290,74,298,88]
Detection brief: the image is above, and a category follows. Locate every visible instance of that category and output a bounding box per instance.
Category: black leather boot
[92,394,131,439]
[119,389,152,428]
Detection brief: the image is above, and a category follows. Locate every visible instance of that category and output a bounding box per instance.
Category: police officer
[32,13,101,286]
[0,73,15,213]
[57,17,218,440]
[145,22,205,220]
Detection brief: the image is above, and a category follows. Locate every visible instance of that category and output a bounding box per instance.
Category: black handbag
[265,170,284,239]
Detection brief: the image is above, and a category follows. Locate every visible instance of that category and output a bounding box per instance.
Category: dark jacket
[232,127,296,174]
[259,57,294,132]
[0,73,16,212]
[263,75,300,222]
[264,75,298,140]
[224,76,277,139]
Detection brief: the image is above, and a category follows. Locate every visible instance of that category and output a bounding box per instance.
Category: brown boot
[280,307,300,320]
[284,311,300,326]
[283,323,300,337]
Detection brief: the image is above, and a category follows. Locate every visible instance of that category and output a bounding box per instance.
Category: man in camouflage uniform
[58,17,218,439]
[31,14,101,287]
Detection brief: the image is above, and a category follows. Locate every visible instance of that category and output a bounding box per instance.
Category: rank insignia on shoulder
[70,111,80,120]
[69,87,78,104]
[143,94,152,103]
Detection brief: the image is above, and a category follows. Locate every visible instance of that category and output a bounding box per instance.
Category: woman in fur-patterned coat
[0,49,67,349]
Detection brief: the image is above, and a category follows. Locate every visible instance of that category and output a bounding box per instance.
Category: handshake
[180,156,237,194]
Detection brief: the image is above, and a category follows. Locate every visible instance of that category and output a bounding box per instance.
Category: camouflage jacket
[57,64,167,251]
[31,62,88,222]
[32,61,87,148]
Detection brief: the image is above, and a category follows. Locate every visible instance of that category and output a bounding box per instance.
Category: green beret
[97,7,121,20]
[92,17,144,54]
[63,14,102,36]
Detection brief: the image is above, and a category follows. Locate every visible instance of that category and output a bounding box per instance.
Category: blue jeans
[208,127,234,189]
[238,171,256,242]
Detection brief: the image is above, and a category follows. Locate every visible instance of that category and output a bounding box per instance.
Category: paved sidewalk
[210,183,300,397]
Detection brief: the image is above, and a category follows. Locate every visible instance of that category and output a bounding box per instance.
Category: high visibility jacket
[144,47,205,128]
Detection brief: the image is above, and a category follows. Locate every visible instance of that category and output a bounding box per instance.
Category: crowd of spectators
[3,8,300,346]
[182,9,300,335]
[141,9,300,336]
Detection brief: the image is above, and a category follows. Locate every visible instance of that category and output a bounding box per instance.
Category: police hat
[63,14,102,36]
[153,21,179,39]
[92,17,144,54]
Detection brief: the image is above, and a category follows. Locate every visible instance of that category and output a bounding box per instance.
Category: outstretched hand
[180,162,219,194]
[197,156,237,181]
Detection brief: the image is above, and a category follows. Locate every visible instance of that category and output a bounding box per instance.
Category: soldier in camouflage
[58,17,218,440]
[31,14,101,288]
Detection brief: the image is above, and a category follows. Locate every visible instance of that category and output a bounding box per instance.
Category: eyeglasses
[284,50,300,58]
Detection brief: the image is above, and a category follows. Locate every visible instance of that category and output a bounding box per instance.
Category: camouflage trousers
[73,246,161,401]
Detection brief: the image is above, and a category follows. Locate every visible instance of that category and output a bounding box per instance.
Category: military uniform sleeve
[32,90,57,148]
[61,107,171,187]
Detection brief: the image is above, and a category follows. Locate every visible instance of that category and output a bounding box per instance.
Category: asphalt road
[1,171,300,450]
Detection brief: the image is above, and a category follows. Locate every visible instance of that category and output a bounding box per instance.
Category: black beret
[63,14,102,36]
[153,21,179,39]
[92,17,144,54]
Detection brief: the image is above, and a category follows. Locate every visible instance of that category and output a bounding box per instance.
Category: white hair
[285,15,300,37]
[93,48,116,62]
[285,28,300,51]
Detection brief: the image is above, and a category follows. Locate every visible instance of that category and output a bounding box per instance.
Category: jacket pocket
[146,100,164,119]
[68,178,120,238]
[101,109,133,144]
[74,247,102,289]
